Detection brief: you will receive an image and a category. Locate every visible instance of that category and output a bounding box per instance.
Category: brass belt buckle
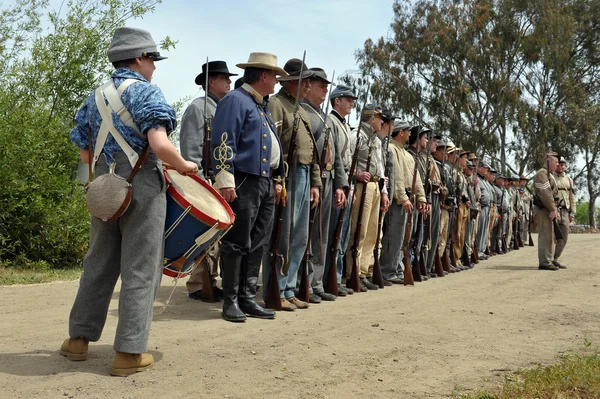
[372,175,380,182]
[325,163,333,171]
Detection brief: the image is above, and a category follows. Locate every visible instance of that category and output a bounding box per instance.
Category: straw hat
[236,52,288,77]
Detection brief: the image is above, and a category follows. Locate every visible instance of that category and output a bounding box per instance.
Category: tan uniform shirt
[555,173,576,214]
[389,140,426,204]
[268,88,321,187]
[534,168,558,211]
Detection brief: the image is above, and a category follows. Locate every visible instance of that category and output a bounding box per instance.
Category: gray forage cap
[107,27,167,63]
[392,120,411,133]
[330,85,358,100]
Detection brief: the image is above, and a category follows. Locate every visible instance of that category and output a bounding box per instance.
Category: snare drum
[163,168,235,278]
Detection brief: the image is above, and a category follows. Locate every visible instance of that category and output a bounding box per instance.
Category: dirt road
[1,234,598,398]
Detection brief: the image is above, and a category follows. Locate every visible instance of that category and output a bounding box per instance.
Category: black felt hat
[195,60,238,86]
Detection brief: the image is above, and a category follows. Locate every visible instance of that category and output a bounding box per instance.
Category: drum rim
[163,167,236,228]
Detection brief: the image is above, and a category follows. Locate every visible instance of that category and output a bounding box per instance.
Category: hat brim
[236,62,288,77]
[277,70,313,82]
[195,71,239,86]
[150,55,167,61]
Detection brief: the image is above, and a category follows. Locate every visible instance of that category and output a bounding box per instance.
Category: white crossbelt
[92,78,141,173]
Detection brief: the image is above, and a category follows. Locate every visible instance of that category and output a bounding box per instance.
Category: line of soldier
[179,53,574,323]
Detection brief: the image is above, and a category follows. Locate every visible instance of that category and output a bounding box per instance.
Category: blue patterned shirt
[70,68,177,163]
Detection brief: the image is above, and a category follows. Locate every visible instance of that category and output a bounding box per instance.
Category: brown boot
[288,296,309,309]
[59,337,89,361]
[280,298,297,311]
[110,351,154,377]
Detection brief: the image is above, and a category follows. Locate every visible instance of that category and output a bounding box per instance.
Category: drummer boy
[61,27,196,376]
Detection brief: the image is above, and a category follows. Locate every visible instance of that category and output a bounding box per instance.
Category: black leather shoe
[309,293,322,304]
[317,292,337,301]
[552,261,567,269]
[239,299,275,319]
[188,287,223,302]
[539,264,559,271]
[358,282,368,292]
[337,285,348,296]
[342,284,355,295]
[361,277,378,290]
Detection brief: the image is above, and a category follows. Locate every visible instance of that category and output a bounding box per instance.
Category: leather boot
[110,351,154,376]
[221,254,246,322]
[60,337,88,361]
[238,251,275,319]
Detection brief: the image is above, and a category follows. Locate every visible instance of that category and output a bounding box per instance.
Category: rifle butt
[462,247,471,268]
[265,262,282,311]
[201,261,216,302]
[372,257,385,289]
[403,251,415,285]
[419,252,428,277]
[324,251,339,296]
[529,233,534,246]
[297,260,310,303]
[434,251,445,277]
[412,254,422,282]
[553,219,565,241]
[346,251,361,292]
[449,247,458,268]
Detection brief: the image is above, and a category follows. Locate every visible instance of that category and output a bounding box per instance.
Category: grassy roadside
[455,341,600,399]
[0,265,81,285]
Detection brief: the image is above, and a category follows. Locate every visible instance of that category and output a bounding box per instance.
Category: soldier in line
[211,52,286,322]
[533,152,562,270]
[325,85,358,296]
[180,60,237,302]
[553,156,576,268]
[346,105,390,292]
[265,58,321,311]
[302,68,347,303]
[476,162,492,260]
[519,176,533,245]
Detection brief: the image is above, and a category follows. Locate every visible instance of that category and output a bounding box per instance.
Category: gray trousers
[477,206,490,256]
[554,208,570,261]
[534,206,555,266]
[380,201,409,280]
[308,172,333,294]
[425,194,440,273]
[69,153,165,354]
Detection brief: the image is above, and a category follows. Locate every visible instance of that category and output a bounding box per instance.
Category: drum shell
[162,170,235,278]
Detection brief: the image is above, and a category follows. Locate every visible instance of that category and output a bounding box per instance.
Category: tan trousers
[533,206,555,266]
[346,182,380,279]
[186,244,220,293]
[452,203,468,262]
[554,208,569,261]
[468,214,478,256]
[487,205,497,250]
[438,208,450,257]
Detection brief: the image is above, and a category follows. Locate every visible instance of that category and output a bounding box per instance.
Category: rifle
[325,134,362,296]
[420,131,435,276]
[371,118,392,289]
[341,84,371,293]
[349,131,375,292]
[402,164,418,286]
[298,70,335,302]
[500,187,508,253]
[448,158,459,268]
[412,212,424,282]
[265,51,307,309]
[528,194,535,246]
[203,57,212,181]
[471,157,480,264]
[265,165,287,311]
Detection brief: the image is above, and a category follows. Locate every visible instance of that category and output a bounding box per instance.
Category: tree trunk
[589,194,597,229]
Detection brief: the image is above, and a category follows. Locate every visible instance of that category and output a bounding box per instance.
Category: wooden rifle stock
[325,135,362,295]
[434,250,445,277]
[411,212,423,282]
[449,209,458,267]
[372,209,385,288]
[298,205,317,303]
[265,203,284,311]
[402,166,419,286]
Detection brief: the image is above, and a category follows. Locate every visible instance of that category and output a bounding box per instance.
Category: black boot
[238,251,275,319]
[221,255,246,322]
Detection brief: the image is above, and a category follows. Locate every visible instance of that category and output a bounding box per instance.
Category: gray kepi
[107,26,167,63]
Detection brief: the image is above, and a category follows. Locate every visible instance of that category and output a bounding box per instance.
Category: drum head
[164,169,234,227]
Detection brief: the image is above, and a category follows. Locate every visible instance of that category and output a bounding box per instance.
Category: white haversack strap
[104,78,143,138]
[92,81,139,172]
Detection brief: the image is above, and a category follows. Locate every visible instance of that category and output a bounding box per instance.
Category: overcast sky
[104,0,397,107]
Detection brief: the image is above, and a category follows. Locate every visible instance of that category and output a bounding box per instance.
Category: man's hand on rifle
[417,201,427,213]
[402,199,414,214]
[334,188,346,209]
[357,171,371,183]
[219,187,237,203]
[549,209,558,220]
[310,187,320,209]
[381,193,389,211]
[274,183,287,206]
